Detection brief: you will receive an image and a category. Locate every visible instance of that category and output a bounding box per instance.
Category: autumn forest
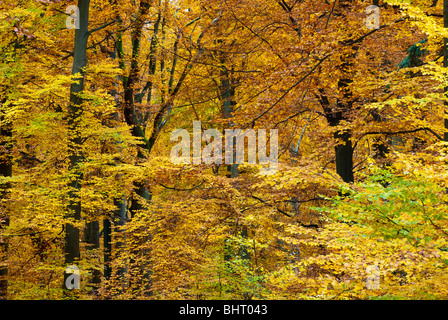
[1,0,448,300]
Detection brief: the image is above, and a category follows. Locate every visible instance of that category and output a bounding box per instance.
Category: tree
[63,0,91,291]
[0,99,12,299]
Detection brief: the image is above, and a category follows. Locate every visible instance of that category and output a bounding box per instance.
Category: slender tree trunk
[219,53,238,177]
[120,0,152,296]
[103,217,112,281]
[114,196,128,291]
[0,98,12,300]
[101,27,129,294]
[370,110,390,160]
[118,0,197,296]
[218,46,254,298]
[84,220,100,294]
[444,0,448,141]
[64,0,90,290]
[128,182,152,297]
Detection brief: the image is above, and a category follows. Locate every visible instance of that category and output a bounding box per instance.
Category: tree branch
[247,54,330,128]
[158,180,206,191]
[88,19,120,35]
[354,127,444,151]
[342,18,406,46]
[251,194,292,217]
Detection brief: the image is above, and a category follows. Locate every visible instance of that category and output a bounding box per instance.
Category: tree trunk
[219,53,238,177]
[128,182,152,297]
[318,91,355,183]
[318,2,357,183]
[334,130,354,183]
[114,196,128,292]
[444,0,448,141]
[64,0,90,290]
[333,42,355,183]
[84,220,101,294]
[120,0,153,296]
[103,217,112,281]
[0,98,12,299]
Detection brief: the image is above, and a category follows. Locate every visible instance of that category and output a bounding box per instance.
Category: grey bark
[0,97,12,299]
[64,0,90,290]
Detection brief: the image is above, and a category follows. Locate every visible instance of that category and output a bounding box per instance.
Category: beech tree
[64,0,90,289]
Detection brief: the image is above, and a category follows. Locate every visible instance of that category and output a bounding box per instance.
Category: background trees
[0,0,448,300]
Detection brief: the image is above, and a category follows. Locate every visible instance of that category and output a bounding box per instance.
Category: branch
[88,19,120,35]
[354,127,444,150]
[247,54,330,128]
[146,22,208,152]
[250,195,321,230]
[251,194,292,217]
[342,18,406,46]
[19,151,44,164]
[428,217,448,237]
[158,180,206,191]
[283,197,329,204]
[325,0,337,29]
[273,109,311,128]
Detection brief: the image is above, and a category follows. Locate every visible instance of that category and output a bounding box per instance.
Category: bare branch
[354,127,444,151]
[88,19,120,35]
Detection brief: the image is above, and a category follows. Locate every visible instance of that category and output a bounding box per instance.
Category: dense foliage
[1,0,448,300]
